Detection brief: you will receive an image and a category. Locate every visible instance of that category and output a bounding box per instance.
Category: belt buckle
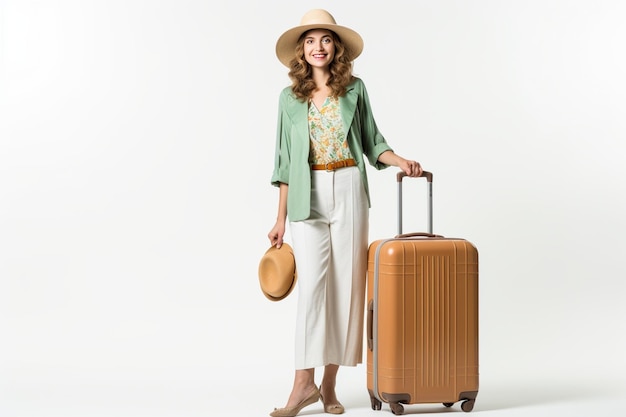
[325,162,334,172]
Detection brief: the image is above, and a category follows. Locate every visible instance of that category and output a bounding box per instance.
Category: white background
[1,1,625,416]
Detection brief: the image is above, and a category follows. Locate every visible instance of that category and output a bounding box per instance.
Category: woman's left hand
[377,151,423,178]
[400,159,423,177]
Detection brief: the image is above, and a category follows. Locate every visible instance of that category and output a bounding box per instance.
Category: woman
[267,9,423,417]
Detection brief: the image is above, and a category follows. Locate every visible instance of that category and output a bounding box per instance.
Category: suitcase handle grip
[396,232,444,239]
[396,170,433,183]
[366,300,374,351]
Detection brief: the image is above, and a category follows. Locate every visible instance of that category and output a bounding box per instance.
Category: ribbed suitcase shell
[366,234,479,413]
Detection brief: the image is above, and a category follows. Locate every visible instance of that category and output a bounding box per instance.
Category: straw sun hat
[275,9,364,67]
[258,243,297,301]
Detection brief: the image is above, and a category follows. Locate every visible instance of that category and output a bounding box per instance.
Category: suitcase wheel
[443,402,454,407]
[370,396,382,411]
[390,402,404,415]
[461,399,475,412]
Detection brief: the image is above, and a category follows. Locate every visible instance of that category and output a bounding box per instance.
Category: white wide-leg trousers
[290,166,369,370]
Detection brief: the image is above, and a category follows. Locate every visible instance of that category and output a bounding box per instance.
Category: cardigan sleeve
[271,89,292,186]
[356,80,393,170]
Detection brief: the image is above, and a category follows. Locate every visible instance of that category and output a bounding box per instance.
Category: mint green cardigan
[271,77,393,222]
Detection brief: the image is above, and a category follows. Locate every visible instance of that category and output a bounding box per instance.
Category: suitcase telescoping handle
[396,170,434,235]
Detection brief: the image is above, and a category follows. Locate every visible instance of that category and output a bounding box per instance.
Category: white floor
[253,371,626,417]
[2,367,624,417]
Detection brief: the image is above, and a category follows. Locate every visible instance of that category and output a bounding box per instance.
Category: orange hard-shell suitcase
[366,171,479,414]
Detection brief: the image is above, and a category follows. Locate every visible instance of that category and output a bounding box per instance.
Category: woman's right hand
[268,221,286,249]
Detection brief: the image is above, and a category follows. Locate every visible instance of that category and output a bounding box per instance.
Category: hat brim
[276,23,363,67]
[262,274,297,302]
[258,243,297,302]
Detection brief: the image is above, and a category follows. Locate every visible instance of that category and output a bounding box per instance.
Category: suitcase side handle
[366,299,374,351]
[396,170,433,235]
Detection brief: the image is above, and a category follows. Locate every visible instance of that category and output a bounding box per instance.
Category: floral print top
[308,96,354,164]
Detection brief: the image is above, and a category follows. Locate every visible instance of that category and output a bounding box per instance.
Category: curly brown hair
[287,30,355,102]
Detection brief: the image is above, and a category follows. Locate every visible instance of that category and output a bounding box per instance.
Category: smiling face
[302,29,335,70]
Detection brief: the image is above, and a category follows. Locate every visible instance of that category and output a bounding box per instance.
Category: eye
[322,37,332,44]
